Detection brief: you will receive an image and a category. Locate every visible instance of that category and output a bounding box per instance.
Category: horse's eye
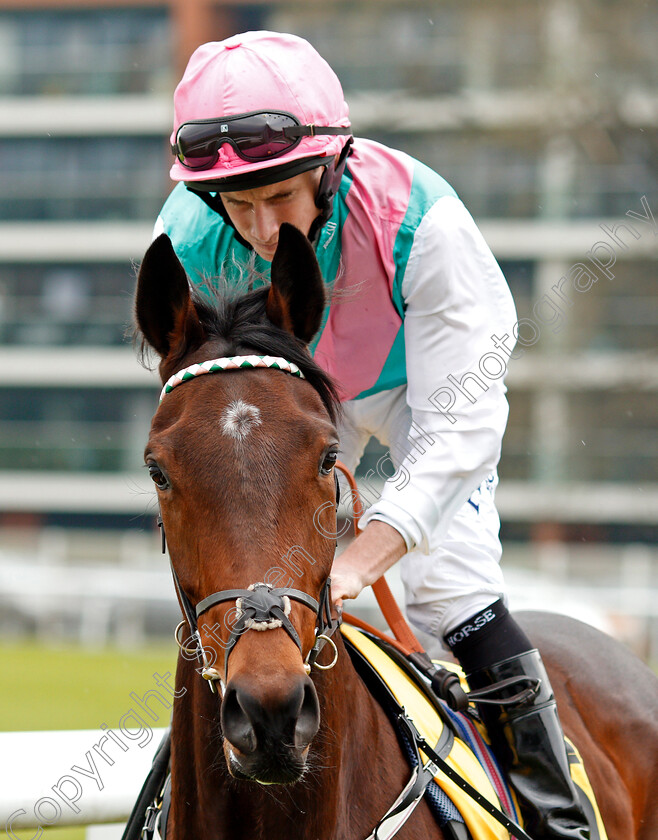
[147,463,170,490]
[320,450,338,476]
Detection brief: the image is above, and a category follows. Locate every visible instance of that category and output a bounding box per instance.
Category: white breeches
[338,386,508,640]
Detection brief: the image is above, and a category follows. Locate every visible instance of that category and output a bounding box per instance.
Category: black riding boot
[467,649,590,840]
[444,602,591,840]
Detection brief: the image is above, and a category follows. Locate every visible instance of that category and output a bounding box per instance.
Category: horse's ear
[267,223,325,344]
[135,234,204,358]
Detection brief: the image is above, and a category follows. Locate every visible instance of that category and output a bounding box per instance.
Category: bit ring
[175,620,200,655]
[311,634,339,670]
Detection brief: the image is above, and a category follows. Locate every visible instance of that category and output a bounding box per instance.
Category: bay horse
[134,223,658,840]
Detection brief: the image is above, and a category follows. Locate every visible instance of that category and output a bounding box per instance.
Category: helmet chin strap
[308,137,352,243]
[184,138,353,250]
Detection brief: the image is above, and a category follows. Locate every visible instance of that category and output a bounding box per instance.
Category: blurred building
[0,1,657,650]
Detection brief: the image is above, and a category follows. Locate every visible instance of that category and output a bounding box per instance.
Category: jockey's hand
[330,520,407,608]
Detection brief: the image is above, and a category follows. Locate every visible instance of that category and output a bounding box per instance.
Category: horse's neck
[169,640,416,840]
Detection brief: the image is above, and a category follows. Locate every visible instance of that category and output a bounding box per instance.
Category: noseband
[171,566,339,692]
[158,354,340,694]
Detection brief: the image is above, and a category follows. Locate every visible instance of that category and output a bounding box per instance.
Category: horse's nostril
[294,679,320,749]
[221,686,257,754]
[222,677,320,758]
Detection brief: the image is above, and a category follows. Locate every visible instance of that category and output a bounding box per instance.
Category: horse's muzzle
[221,673,320,784]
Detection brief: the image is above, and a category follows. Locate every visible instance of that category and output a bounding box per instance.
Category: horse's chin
[224,741,309,785]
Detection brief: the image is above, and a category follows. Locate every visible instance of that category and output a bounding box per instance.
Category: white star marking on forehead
[220,400,262,440]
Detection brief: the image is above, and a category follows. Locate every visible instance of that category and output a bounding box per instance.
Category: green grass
[1,639,178,840]
[1,639,178,731]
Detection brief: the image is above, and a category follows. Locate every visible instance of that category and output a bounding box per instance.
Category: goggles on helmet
[171,110,352,171]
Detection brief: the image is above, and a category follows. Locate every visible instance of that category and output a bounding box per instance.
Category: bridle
[170,568,339,693]
[157,354,341,694]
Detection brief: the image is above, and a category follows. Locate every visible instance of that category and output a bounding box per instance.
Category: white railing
[0,728,166,837]
[1,539,658,654]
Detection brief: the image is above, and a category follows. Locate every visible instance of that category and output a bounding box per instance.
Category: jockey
[156,31,590,840]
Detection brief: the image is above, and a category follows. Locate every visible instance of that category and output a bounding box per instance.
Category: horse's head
[135,224,342,784]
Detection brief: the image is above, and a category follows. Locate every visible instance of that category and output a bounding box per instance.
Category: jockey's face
[220,168,323,262]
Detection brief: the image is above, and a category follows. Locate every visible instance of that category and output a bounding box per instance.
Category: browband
[160,355,305,402]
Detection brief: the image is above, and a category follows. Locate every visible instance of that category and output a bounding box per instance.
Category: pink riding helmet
[170,31,351,185]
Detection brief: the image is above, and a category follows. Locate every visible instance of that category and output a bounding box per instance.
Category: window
[0,262,138,347]
[0,136,169,221]
[0,387,157,472]
[0,10,171,96]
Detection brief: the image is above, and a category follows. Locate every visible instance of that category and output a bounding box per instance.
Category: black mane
[192,285,342,423]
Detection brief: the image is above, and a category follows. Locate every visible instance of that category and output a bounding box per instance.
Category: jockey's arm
[330,519,406,607]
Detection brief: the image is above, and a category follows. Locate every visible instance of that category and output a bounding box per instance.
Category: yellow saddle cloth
[341,622,607,840]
